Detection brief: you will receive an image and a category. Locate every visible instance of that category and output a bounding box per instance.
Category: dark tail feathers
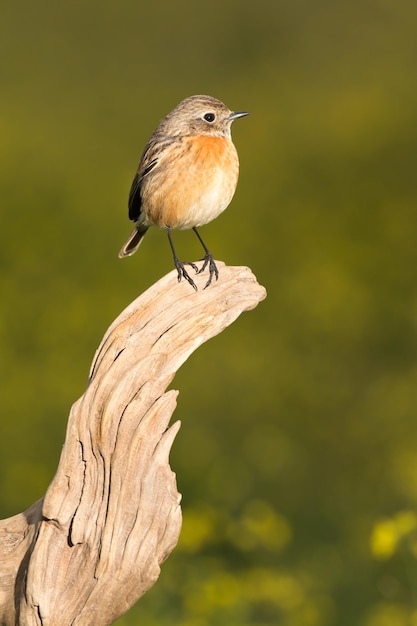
[118,225,149,258]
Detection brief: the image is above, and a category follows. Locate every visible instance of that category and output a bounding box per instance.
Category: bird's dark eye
[203,112,216,122]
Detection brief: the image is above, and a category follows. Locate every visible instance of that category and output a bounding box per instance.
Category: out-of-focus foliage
[1,0,417,623]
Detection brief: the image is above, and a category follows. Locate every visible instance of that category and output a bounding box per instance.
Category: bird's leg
[166,228,199,290]
[192,227,219,289]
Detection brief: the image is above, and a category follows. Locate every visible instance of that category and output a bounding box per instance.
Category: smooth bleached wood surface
[0,263,266,626]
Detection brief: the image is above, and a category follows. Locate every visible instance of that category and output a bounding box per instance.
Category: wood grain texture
[0,263,266,626]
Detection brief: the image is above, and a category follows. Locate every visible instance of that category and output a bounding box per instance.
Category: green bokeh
[1,0,417,624]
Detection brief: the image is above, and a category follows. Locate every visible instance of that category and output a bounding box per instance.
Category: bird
[118,94,249,290]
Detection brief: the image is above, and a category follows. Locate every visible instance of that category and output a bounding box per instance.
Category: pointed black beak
[228,110,250,121]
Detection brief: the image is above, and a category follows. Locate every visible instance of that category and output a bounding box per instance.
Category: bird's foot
[174,258,199,290]
[198,253,219,289]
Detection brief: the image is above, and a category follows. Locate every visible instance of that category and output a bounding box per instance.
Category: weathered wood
[0,263,266,626]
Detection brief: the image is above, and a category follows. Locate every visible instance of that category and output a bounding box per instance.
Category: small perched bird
[118,95,249,290]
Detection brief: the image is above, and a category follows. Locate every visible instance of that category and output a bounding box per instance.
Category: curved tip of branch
[90,263,266,382]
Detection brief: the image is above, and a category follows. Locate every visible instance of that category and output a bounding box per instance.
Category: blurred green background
[1,0,417,624]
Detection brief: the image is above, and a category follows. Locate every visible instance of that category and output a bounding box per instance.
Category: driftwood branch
[0,263,266,626]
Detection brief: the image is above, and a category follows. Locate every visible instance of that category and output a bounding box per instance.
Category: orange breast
[142,135,240,230]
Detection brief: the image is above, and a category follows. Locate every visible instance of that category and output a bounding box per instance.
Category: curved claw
[174,260,198,291]
[198,254,219,289]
